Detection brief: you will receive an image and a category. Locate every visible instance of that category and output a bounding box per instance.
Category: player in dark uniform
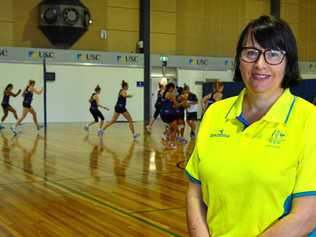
[100,80,139,139]
[202,80,224,112]
[159,82,179,149]
[11,80,43,135]
[175,87,188,144]
[84,85,109,134]
[184,85,198,139]
[0,84,21,129]
[146,83,164,133]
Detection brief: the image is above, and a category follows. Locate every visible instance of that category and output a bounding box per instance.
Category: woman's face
[218,85,224,92]
[239,34,286,95]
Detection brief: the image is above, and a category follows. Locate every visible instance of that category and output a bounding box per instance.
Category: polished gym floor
[0,122,193,237]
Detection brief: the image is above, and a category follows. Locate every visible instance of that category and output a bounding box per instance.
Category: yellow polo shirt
[186,88,316,237]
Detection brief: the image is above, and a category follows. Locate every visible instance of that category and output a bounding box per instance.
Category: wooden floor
[0,122,194,237]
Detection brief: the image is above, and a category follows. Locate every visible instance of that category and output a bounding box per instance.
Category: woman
[0,84,21,129]
[84,85,109,134]
[159,82,177,149]
[160,82,187,149]
[202,80,224,112]
[184,85,198,140]
[146,83,164,133]
[100,80,139,139]
[186,15,316,237]
[175,86,188,144]
[11,80,43,135]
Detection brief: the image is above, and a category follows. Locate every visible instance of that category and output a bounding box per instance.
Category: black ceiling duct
[39,0,92,48]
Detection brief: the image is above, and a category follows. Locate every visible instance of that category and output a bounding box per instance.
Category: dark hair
[4,83,13,92]
[163,82,175,97]
[95,85,101,92]
[121,80,128,88]
[177,86,183,95]
[233,15,300,88]
[183,84,190,91]
[28,80,36,86]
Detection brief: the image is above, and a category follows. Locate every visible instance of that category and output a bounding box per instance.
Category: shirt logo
[210,129,230,138]
[269,129,286,145]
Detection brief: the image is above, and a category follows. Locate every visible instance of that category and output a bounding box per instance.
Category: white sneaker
[97,129,104,137]
[84,124,89,132]
[133,133,140,140]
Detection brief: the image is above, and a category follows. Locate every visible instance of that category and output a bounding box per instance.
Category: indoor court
[1,0,316,236]
[0,122,191,237]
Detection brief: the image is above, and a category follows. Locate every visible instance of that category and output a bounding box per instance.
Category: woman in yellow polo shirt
[186,15,316,237]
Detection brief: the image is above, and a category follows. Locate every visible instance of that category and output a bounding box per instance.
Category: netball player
[0,84,21,129]
[10,80,43,135]
[100,80,139,139]
[146,83,164,133]
[84,85,109,134]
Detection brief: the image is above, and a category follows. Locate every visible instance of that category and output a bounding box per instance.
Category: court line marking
[1,158,183,237]
[133,207,185,214]
[47,179,183,237]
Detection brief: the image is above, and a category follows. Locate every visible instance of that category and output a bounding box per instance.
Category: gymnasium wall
[0,0,177,55]
[0,62,144,123]
[1,0,316,60]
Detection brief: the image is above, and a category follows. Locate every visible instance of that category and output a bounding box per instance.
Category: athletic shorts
[160,110,177,124]
[90,108,104,122]
[1,103,9,110]
[23,102,31,109]
[175,109,185,120]
[114,105,127,114]
[187,112,198,121]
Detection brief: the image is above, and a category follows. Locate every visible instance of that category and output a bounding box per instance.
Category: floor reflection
[1,132,14,170]
[15,135,42,178]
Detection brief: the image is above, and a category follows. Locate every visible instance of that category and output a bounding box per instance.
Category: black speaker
[39,0,92,48]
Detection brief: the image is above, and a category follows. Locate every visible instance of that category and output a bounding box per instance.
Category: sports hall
[1,1,316,236]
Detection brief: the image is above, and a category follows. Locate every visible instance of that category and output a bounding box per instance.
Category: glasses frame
[240,47,287,65]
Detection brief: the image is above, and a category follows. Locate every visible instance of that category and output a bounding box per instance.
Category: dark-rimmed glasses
[240,47,286,65]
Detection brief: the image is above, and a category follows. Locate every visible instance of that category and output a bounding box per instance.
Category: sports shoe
[146,125,151,133]
[97,129,104,137]
[0,124,5,130]
[37,125,44,131]
[10,126,18,136]
[179,137,188,144]
[84,124,89,132]
[176,136,186,144]
[133,133,140,140]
